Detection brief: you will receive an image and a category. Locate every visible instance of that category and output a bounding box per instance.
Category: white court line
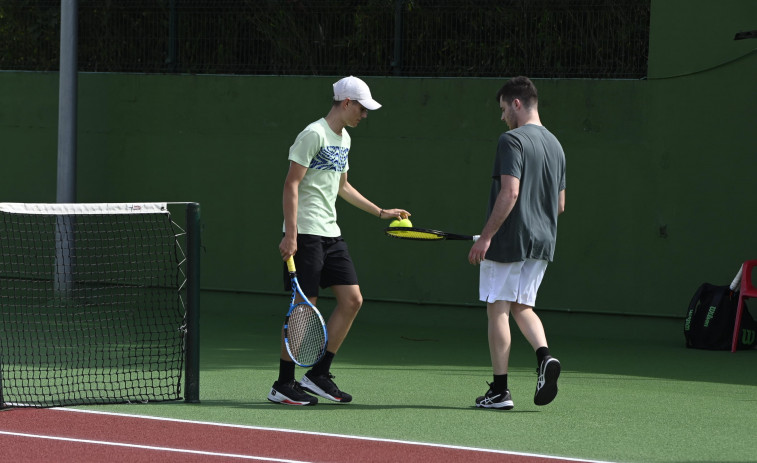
[0,430,309,462]
[53,407,616,463]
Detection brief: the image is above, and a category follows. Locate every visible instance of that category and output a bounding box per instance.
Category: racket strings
[287,303,327,365]
[386,229,444,240]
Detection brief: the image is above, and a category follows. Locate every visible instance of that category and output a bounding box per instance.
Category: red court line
[0,408,607,463]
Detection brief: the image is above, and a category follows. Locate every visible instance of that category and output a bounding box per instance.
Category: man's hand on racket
[279,234,297,261]
[468,235,491,265]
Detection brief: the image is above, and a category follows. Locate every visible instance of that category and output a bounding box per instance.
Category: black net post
[167,0,178,72]
[184,202,201,403]
[391,0,403,76]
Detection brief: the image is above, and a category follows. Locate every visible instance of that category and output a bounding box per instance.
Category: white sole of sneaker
[267,388,316,406]
[476,400,514,410]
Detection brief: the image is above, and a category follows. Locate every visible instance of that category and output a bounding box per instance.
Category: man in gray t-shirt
[486,123,566,263]
[468,76,565,411]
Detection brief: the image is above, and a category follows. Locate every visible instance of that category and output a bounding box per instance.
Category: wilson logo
[742,329,756,346]
[684,309,693,331]
[703,306,717,327]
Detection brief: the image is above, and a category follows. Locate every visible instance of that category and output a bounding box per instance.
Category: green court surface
[81,291,757,463]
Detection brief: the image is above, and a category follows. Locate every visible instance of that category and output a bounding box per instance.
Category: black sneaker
[301,371,352,403]
[267,380,318,406]
[534,356,561,406]
[475,383,514,410]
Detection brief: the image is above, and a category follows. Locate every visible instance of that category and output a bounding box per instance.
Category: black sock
[492,374,508,393]
[311,351,335,376]
[536,346,550,365]
[278,359,296,383]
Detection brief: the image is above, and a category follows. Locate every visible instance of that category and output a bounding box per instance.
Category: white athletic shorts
[479,258,548,306]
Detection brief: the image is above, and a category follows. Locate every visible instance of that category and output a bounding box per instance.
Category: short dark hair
[496,76,538,108]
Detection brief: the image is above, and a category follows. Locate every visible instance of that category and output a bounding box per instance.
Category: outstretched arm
[338,172,410,220]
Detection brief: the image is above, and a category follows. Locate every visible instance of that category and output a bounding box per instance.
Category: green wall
[1,0,755,317]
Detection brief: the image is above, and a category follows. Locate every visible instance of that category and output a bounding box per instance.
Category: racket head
[284,301,328,367]
[384,227,447,241]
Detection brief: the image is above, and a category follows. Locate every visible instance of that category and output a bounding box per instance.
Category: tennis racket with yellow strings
[384,227,480,242]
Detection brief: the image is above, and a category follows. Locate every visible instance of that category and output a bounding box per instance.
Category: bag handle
[687,283,706,315]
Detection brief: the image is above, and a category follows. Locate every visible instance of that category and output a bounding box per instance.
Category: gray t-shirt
[485,124,566,263]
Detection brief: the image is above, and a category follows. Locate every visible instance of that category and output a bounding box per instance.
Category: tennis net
[0,202,200,408]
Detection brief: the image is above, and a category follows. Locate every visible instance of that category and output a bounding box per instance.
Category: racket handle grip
[730,265,743,291]
[286,256,296,273]
[473,235,480,242]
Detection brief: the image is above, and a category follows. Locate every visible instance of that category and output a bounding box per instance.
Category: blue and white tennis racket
[284,256,328,367]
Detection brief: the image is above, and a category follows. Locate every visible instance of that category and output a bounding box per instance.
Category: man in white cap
[269,76,411,406]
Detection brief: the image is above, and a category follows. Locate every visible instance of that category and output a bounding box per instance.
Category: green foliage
[0,0,649,78]
[0,0,61,71]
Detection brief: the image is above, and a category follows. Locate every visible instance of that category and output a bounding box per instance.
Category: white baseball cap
[332,76,382,110]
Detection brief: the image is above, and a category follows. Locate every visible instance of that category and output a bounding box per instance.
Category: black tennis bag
[684,283,757,350]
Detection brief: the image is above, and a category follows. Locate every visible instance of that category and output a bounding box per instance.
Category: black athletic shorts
[283,234,359,298]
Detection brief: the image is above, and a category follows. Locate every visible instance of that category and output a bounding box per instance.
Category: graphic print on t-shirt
[309,145,349,172]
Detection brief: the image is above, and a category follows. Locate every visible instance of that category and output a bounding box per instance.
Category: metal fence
[0,0,650,78]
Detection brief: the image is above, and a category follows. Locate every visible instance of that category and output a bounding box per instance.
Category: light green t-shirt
[285,118,350,237]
